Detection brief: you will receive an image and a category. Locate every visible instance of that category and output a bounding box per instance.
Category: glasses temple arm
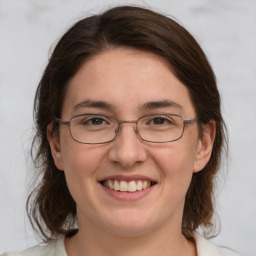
[184,119,197,125]
[55,117,70,126]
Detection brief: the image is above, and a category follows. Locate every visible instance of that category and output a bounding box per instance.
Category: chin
[100,209,156,237]
[107,223,153,238]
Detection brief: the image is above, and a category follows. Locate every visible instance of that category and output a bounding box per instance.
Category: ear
[47,122,64,171]
[193,120,216,173]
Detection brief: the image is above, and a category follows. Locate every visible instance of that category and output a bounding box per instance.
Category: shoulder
[194,233,243,256]
[0,238,66,256]
[194,232,222,256]
[219,247,243,256]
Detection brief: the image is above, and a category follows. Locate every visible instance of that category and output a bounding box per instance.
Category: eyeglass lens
[69,114,185,144]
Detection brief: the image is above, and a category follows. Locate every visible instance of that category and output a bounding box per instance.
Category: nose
[108,123,148,168]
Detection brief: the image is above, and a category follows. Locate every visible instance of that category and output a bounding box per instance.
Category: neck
[65,221,196,256]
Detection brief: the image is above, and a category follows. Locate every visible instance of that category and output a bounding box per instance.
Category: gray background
[0,0,255,255]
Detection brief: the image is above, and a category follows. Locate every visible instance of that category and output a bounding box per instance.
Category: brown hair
[27,5,227,242]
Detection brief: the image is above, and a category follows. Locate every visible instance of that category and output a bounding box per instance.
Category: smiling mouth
[100,180,157,193]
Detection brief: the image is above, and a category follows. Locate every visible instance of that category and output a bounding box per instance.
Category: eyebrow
[141,100,183,111]
[73,100,115,112]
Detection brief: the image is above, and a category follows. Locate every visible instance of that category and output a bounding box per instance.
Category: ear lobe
[193,121,216,173]
[47,123,64,171]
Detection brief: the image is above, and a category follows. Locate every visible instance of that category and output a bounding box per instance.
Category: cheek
[151,141,198,186]
[59,127,104,174]
[60,144,107,207]
[147,143,198,219]
[58,133,105,192]
[61,144,104,177]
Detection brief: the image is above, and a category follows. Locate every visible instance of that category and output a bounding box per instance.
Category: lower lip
[100,184,155,201]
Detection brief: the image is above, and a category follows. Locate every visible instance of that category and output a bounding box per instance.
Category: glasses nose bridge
[119,119,138,124]
[115,119,139,134]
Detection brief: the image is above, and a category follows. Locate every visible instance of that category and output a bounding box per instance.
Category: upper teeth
[104,180,151,192]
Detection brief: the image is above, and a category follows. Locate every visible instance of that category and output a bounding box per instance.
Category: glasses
[55,113,196,144]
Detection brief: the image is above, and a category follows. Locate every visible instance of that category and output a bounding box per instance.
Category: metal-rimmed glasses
[55,113,196,144]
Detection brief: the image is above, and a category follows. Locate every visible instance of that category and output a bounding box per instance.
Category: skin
[48,48,215,256]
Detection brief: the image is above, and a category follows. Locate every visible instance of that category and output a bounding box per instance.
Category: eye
[152,117,171,125]
[72,115,112,128]
[82,116,110,126]
[147,116,174,126]
[87,117,106,125]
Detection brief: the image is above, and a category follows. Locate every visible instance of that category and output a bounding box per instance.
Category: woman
[2,5,237,256]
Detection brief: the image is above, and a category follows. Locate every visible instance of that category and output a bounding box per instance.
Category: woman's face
[48,48,214,237]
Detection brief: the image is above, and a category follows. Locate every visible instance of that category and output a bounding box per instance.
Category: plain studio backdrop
[0,0,255,255]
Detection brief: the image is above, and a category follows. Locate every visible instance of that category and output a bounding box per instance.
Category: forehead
[62,48,195,118]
